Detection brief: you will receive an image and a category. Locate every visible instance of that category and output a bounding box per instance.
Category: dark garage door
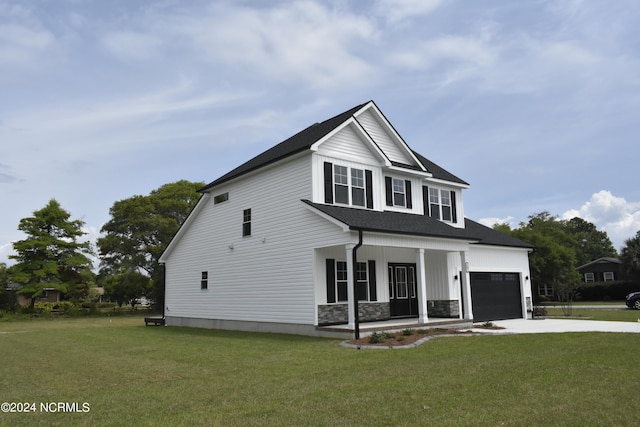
[470,272,522,322]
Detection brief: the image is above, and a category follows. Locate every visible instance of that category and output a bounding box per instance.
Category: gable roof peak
[198,100,467,192]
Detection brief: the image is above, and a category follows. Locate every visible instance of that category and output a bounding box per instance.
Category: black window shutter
[326,258,336,303]
[365,170,373,209]
[368,260,377,301]
[422,186,430,216]
[450,190,457,223]
[324,162,333,204]
[385,177,393,206]
[405,180,412,209]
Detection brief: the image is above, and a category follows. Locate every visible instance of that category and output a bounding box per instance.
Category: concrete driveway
[472,318,640,334]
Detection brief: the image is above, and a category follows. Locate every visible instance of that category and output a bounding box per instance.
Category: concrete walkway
[471,318,640,334]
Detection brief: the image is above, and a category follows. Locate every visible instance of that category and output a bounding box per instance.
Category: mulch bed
[345,324,505,348]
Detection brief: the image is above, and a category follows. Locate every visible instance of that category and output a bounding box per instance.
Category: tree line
[1,181,640,313]
[495,212,640,304]
[0,180,203,312]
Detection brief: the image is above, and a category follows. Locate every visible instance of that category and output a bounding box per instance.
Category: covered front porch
[313,231,477,338]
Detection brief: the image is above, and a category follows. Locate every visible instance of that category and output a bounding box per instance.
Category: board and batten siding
[164,154,347,325]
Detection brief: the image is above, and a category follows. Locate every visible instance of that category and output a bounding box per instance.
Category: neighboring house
[577,257,626,283]
[6,283,62,307]
[160,101,534,337]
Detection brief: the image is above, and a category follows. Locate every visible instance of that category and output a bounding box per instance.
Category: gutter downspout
[352,229,363,339]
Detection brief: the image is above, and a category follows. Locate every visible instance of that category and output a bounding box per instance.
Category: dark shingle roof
[303,200,534,248]
[411,151,469,185]
[200,101,468,192]
[199,102,368,192]
[462,218,536,248]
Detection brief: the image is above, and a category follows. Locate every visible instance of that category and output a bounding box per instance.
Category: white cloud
[166,1,378,89]
[374,0,443,23]
[397,34,496,67]
[563,190,640,250]
[0,23,54,64]
[102,31,162,60]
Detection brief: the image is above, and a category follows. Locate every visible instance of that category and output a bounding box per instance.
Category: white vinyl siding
[316,124,379,164]
[164,154,347,325]
[355,109,414,165]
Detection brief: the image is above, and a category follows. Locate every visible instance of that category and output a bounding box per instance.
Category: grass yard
[1,316,639,427]
[545,306,640,322]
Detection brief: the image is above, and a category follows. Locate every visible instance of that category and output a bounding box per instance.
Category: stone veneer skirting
[318,302,390,325]
[427,300,459,318]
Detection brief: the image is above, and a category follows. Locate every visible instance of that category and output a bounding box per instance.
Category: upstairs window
[440,190,452,221]
[429,188,440,220]
[324,162,372,208]
[385,177,412,208]
[201,271,208,290]
[214,192,229,204]
[392,179,405,207]
[426,187,456,223]
[351,169,365,207]
[242,209,251,237]
[334,165,349,204]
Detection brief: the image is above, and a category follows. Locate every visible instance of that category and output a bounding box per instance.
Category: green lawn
[544,306,640,322]
[1,316,639,427]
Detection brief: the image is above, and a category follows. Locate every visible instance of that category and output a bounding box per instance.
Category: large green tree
[496,212,618,311]
[620,230,640,280]
[97,180,203,308]
[562,217,618,266]
[510,213,580,303]
[0,262,18,311]
[8,199,94,308]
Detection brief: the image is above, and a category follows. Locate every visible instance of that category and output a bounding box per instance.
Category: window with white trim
[429,188,454,222]
[335,261,348,302]
[334,165,366,207]
[392,178,406,207]
[201,271,208,290]
[603,272,615,282]
[332,261,370,302]
[584,272,595,283]
[242,209,251,237]
[351,169,365,207]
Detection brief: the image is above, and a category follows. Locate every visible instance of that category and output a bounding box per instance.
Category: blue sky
[2,0,640,267]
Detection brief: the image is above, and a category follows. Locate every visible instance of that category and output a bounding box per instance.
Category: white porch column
[417,248,429,323]
[346,244,356,329]
[460,251,473,320]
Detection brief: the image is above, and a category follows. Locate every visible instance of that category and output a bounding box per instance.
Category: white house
[159,101,534,337]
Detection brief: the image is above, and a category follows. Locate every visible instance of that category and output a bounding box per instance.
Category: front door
[388,263,418,318]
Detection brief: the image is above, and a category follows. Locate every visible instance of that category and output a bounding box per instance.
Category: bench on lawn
[144,317,165,326]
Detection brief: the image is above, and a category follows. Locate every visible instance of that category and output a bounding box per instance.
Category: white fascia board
[424,176,470,189]
[301,202,351,232]
[355,102,427,172]
[159,193,211,263]
[386,164,433,178]
[310,117,392,167]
